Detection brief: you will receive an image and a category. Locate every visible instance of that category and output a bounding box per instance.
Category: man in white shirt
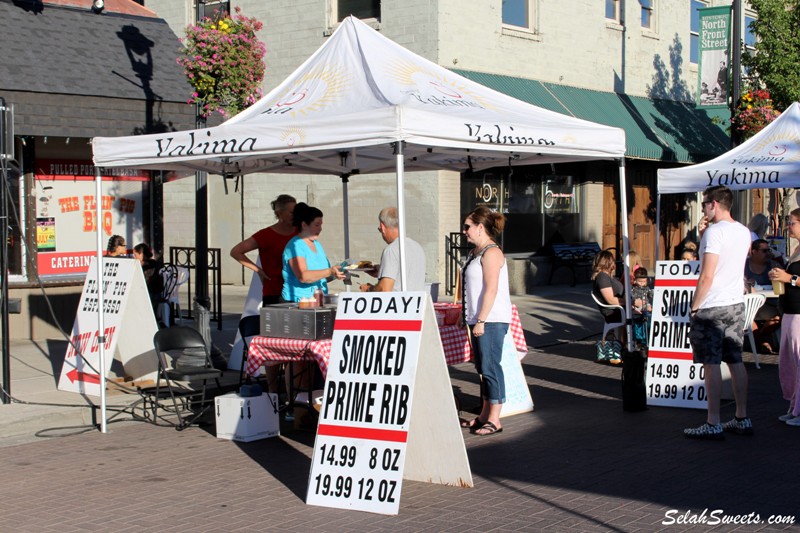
[360,207,426,292]
[685,185,752,440]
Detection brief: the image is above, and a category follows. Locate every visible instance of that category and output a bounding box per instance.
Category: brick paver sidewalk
[1,338,797,532]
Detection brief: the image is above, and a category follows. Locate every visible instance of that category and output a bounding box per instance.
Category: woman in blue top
[282,203,345,301]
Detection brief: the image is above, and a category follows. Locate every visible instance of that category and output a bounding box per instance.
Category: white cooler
[215,392,280,442]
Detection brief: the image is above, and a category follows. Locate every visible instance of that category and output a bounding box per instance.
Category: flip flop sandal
[474,421,503,436]
[461,416,483,430]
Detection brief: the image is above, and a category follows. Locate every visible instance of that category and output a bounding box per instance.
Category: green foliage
[742,0,800,110]
[731,89,780,140]
[178,7,266,119]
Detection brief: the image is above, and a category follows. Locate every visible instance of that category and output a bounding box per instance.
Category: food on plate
[345,260,375,270]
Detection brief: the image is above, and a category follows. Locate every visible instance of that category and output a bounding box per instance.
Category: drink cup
[772,280,785,296]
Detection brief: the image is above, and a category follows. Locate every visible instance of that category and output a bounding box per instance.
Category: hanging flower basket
[178,7,266,119]
[730,89,781,140]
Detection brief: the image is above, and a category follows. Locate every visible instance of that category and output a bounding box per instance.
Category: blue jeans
[471,322,508,404]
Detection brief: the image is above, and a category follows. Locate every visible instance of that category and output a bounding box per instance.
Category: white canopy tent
[91,16,631,430]
[95,17,626,172]
[94,15,629,283]
[658,102,800,194]
[656,101,800,257]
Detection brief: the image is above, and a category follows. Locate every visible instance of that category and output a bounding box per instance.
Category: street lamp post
[193,0,214,353]
[731,0,742,146]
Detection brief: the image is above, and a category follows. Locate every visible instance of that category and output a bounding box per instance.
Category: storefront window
[461,171,581,253]
[33,159,147,279]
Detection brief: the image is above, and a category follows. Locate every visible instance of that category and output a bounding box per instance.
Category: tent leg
[617,159,633,353]
[342,175,350,261]
[655,194,661,262]
[341,175,351,292]
[394,142,407,289]
[95,167,108,434]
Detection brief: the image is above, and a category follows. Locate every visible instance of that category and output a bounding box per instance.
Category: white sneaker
[778,413,796,422]
[786,416,800,427]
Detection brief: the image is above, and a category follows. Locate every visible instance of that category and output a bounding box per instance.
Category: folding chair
[168,266,190,324]
[591,291,625,342]
[742,293,766,369]
[156,264,179,327]
[142,326,223,430]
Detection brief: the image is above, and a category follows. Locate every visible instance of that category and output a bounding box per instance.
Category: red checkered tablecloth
[245,337,331,377]
[245,304,527,377]
[435,303,527,364]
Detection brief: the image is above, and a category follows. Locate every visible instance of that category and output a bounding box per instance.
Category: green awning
[452,69,731,164]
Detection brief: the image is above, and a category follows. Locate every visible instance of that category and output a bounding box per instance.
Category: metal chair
[238,314,262,386]
[143,326,223,430]
[591,291,625,342]
[169,266,190,323]
[156,264,179,327]
[742,292,766,369]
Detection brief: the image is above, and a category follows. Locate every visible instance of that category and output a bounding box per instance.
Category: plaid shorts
[688,303,745,365]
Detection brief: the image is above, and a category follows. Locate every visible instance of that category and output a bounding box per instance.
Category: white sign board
[306,292,472,515]
[228,263,263,372]
[58,257,159,396]
[499,330,534,417]
[647,261,731,409]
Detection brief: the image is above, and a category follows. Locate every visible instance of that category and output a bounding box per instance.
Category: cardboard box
[260,304,334,339]
[215,392,280,442]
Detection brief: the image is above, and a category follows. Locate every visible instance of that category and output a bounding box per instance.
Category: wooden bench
[547,242,602,286]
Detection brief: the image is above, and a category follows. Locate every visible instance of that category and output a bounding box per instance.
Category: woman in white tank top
[460,207,512,436]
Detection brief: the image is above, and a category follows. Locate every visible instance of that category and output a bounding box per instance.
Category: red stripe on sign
[334,319,422,332]
[648,350,695,360]
[317,424,408,443]
[654,279,697,287]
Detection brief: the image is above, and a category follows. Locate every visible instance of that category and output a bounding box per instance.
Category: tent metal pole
[193,0,213,343]
[655,193,661,262]
[95,167,108,433]
[341,175,350,263]
[0,97,10,404]
[394,142,407,289]
[618,159,633,352]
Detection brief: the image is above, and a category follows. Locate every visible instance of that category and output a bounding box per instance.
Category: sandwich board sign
[647,261,731,409]
[228,261,263,372]
[58,257,159,396]
[306,292,472,515]
[499,330,534,417]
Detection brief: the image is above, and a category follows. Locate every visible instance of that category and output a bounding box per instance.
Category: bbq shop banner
[648,261,732,409]
[34,159,148,277]
[307,292,472,515]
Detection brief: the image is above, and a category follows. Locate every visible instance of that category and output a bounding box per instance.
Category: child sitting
[630,267,653,347]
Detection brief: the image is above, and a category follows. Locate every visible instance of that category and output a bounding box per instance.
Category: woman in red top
[230,194,297,305]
